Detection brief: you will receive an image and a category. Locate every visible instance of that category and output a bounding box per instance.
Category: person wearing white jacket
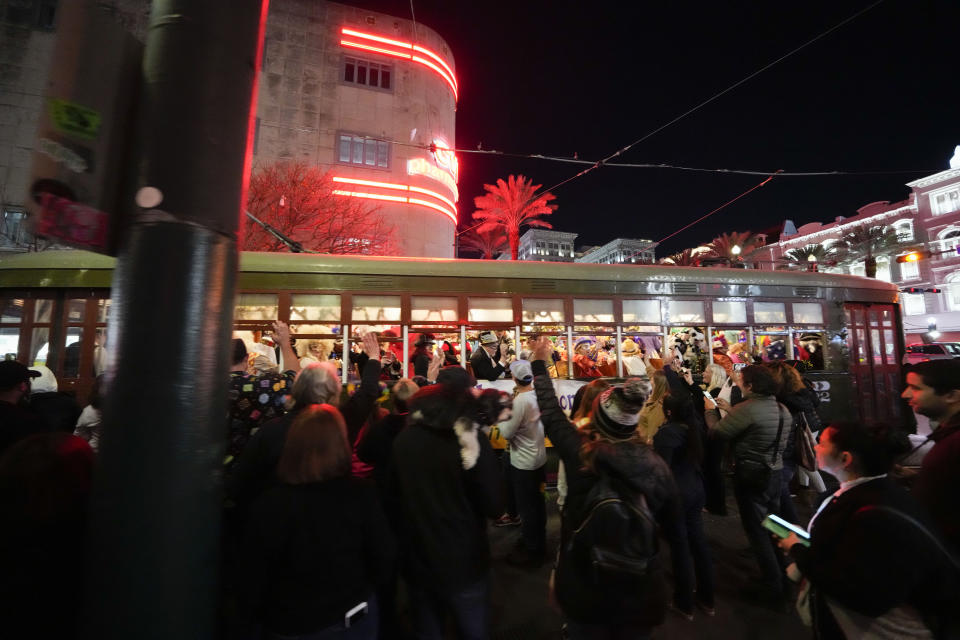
[499,360,547,568]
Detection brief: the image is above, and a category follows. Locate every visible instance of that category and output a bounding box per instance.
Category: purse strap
[857,505,960,572]
[769,404,786,465]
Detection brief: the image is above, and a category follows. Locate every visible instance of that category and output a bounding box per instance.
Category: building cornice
[906,168,960,190]
[773,205,917,248]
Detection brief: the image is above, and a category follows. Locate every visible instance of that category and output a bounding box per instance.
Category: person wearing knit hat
[591,378,651,440]
[621,338,647,377]
[527,337,681,633]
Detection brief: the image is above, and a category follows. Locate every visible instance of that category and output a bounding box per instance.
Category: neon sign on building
[406,139,459,202]
[332,176,457,224]
[339,28,458,100]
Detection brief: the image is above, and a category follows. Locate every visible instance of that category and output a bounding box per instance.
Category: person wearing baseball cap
[0,360,45,456]
[498,360,548,567]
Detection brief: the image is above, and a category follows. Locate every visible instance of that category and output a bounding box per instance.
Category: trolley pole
[83,2,267,638]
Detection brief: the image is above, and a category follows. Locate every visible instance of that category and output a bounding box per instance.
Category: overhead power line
[531,0,887,198]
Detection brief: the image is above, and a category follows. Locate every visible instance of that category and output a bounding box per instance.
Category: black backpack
[557,471,668,625]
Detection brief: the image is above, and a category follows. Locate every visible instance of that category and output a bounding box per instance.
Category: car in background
[902,342,960,365]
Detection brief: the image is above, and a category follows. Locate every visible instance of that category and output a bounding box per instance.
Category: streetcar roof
[0,249,900,294]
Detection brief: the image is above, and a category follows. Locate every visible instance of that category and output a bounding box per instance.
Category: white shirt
[497,389,546,470]
[808,473,887,531]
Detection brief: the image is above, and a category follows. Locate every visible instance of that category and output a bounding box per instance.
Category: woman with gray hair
[229,332,384,510]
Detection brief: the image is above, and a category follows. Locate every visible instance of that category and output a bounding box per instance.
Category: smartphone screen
[762,514,811,546]
[344,601,368,628]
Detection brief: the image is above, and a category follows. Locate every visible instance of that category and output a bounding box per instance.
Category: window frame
[336,132,390,170]
[342,55,394,92]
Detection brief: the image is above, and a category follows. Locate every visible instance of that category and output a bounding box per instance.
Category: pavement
[485,477,815,640]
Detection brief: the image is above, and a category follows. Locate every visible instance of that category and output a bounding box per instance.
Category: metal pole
[567,325,574,379]
[616,325,623,377]
[83,2,268,639]
[460,325,466,369]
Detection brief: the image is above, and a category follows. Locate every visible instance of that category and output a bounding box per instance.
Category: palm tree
[780,244,835,271]
[706,231,763,263]
[660,248,701,266]
[836,225,902,278]
[458,224,508,259]
[472,175,557,260]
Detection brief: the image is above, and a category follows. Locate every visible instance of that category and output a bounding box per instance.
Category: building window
[947,278,960,312]
[932,189,960,216]
[0,208,28,248]
[849,262,866,278]
[892,219,914,242]
[337,133,389,169]
[902,292,925,316]
[937,228,960,255]
[899,260,919,281]
[343,56,392,90]
[875,257,891,283]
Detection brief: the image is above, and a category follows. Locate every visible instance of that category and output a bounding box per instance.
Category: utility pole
[83,2,267,638]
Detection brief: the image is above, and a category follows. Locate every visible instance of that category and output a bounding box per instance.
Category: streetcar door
[845,303,903,423]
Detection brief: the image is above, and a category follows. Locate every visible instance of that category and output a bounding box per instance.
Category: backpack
[557,471,668,625]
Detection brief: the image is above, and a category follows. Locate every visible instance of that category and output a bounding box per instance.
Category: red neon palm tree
[472,175,557,260]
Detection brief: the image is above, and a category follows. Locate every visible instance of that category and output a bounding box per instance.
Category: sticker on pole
[47,98,101,140]
[35,193,110,251]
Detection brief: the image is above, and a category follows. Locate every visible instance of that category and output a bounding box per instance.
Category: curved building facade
[254,0,458,257]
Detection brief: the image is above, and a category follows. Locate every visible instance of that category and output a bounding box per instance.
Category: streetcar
[0,250,904,423]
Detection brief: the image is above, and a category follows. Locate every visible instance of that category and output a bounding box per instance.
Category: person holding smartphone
[776,421,958,638]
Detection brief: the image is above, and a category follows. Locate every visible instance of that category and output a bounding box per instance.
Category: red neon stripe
[411,55,458,99]
[340,27,458,100]
[333,179,457,224]
[413,45,457,92]
[342,28,414,51]
[341,40,412,60]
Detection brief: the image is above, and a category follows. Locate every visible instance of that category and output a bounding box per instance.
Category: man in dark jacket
[0,361,44,456]
[469,331,510,381]
[390,382,503,640]
[28,365,80,433]
[530,337,681,637]
[902,359,960,552]
[706,364,791,605]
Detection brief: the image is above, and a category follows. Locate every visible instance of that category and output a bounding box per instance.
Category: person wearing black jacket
[470,330,510,381]
[389,382,504,640]
[654,393,715,619]
[777,421,959,638]
[240,405,396,638]
[530,337,682,637]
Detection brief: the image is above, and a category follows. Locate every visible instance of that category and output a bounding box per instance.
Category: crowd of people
[1,323,959,639]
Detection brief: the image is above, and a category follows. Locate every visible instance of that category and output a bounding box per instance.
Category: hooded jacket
[531,360,681,625]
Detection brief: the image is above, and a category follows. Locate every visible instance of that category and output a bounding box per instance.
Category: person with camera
[705,364,792,606]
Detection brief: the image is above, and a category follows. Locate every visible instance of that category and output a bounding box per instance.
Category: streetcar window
[33,298,55,322]
[573,299,614,323]
[290,294,341,322]
[468,297,513,323]
[352,295,401,322]
[793,302,823,324]
[667,300,705,324]
[1,328,19,360]
[95,299,111,323]
[1,298,25,323]
[67,299,86,322]
[712,300,746,324]
[235,294,278,321]
[522,299,564,323]
[622,299,660,324]
[754,302,786,323]
[411,296,458,323]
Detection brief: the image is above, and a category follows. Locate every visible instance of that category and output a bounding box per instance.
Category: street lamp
[731,245,741,256]
[808,253,818,272]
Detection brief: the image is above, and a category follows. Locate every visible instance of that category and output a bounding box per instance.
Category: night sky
[351,0,960,257]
